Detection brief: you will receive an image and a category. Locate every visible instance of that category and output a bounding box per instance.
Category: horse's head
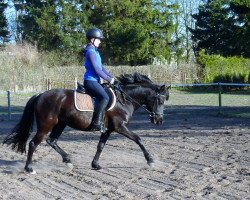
[117,73,170,125]
[145,85,170,125]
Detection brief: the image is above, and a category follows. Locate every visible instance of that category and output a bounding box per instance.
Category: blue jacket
[84,44,112,82]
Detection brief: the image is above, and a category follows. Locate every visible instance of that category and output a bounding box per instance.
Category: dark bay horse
[3,73,169,174]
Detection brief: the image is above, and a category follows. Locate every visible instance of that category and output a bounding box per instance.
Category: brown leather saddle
[74,82,116,112]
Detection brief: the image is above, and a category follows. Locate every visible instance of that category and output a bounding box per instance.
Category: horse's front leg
[46,138,71,164]
[92,130,111,170]
[117,125,154,167]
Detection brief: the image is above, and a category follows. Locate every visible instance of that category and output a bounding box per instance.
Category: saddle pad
[74,93,94,111]
[74,87,116,112]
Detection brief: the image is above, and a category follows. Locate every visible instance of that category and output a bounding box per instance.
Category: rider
[83,28,114,132]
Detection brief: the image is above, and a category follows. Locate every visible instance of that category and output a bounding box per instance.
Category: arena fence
[170,83,250,115]
[0,83,249,120]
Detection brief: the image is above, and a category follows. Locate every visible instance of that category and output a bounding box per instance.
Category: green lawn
[168,91,250,119]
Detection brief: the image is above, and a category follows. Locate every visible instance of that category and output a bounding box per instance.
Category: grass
[168,90,250,107]
[220,110,250,119]
[228,112,250,118]
[167,90,250,119]
[168,92,219,106]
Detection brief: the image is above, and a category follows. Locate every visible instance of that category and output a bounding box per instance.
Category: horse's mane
[116,73,153,85]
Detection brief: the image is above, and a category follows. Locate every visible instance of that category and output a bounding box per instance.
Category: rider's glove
[110,78,115,85]
[99,78,104,84]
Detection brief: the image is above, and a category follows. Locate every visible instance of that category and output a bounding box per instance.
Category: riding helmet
[86,28,104,40]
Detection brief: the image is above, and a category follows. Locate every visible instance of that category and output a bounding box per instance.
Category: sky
[3,0,16,43]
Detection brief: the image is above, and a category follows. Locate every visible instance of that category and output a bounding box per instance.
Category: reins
[111,84,154,115]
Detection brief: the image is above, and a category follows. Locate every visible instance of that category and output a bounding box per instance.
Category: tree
[173,0,199,64]
[190,0,250,58]
[31,0,89,51]
[10,0,32,43]
[152,0,178,64]
[88,0,177,65]
[7,0,179,65]
[13,0,89,52]
[229,0,250,57]
[0,1,10,44]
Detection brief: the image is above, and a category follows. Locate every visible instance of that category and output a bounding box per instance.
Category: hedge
[197,50,250,83]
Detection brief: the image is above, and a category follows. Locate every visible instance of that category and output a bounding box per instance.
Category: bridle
[150,93,165,119]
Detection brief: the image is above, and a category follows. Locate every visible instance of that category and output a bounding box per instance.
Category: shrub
[197,50,250,83]
[41,50,81,67]
[0,43,200,91]
[5,43,41,67]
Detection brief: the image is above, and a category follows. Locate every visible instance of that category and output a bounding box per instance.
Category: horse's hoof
[30,170,37,175]
[66,162,74,170]
[148,161,155,168]
[92,162,102,170]
[24,166,36,174]
[92,166,102,170]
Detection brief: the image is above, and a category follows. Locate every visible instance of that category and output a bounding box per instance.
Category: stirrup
[46,138,57,146]
[87,123,107,133]
[100,125,107,133]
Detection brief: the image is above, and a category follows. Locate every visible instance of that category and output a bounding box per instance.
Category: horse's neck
[124,87,148,110]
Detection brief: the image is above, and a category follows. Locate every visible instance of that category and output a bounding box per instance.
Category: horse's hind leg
[92,130,111,170]
[25,131,47,174]
[46,123,72,164]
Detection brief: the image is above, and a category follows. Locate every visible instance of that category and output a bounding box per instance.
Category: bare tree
[172,0,200,63]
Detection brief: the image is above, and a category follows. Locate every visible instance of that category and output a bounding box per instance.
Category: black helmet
[86,28,104,40]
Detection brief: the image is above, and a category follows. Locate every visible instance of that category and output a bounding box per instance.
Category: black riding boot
[88,99,108,133]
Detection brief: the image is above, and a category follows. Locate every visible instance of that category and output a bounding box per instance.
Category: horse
[3,73,169,174]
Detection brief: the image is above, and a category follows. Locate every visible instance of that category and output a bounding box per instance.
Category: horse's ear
[166,85,171,90]
[161,85,170,100]
[159,85,166,93]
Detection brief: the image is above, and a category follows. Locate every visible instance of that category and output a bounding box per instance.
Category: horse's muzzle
[150,113,163,125]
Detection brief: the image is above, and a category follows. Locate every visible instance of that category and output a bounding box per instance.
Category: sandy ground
[0,106,249,200]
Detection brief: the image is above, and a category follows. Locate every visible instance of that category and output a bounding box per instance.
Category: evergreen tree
[190,0,250,58]
[88,0,177,65]
[9,0,179,64]
[15,0,89,52]
[152,1,178,64]
[229,0,250,57]
[0,1,10,44]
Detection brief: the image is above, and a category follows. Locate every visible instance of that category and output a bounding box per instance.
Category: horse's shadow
[0,159,25,174]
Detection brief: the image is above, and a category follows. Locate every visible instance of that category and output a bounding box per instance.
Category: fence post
[218,82,222,114]
[46,78,51,90]
[46,79,48,90]
[7,91,11,120]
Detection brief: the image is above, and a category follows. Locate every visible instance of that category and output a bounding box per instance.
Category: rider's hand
[99,78,104,84]
[110,78,115,85]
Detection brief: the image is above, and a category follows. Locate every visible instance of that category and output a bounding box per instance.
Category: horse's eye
[159,98,164,104]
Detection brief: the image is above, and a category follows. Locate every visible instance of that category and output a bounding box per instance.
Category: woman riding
[83,28,114,133]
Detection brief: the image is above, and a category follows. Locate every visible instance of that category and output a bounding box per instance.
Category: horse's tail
[3,94,41,154]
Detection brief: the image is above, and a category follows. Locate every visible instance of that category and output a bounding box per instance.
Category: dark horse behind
[3,73,169,174]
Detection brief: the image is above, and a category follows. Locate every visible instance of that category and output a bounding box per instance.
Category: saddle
[74,82,116,112]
